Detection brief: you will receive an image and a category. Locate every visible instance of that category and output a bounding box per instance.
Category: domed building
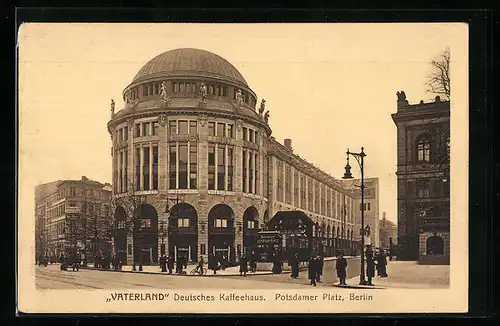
[107,48,371,266]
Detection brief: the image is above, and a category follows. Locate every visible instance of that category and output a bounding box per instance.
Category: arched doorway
[168,203,198,262]
[113,206,127,264]
[208,204,236,264]
[426,235,444,255]
[134,204,158,265]
[243,206,259,254]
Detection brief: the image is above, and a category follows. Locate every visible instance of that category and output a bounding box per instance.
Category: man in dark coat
[290,253,300,279]
[239,254,248,277]
[335,252,348,286]
[208,254,218,275]
[365,247,375,286]
[377,250,388,277]
[167,253,174,275]
[272,253,282,274]
[176,255,184,274]
[159,254,167,272]
[316,254,324,282]
[308,256,317,286]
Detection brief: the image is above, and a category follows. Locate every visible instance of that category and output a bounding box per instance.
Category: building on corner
[391,92,450,264]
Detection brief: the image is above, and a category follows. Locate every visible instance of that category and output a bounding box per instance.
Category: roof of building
[131,48,248,86]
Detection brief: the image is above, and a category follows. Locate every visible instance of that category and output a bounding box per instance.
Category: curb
[79,266,282,277]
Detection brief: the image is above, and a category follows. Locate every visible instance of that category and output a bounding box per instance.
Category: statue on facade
[199,83,208,103]
[110,99,115,118]
[235,89,244,106]
[160,81,169,101]
[158,114,167,127]
[263,110,270,123]
[396,91,406,101]
[258,98,266,116]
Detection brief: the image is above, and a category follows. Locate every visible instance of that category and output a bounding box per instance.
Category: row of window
[405,178,450,198]
[118,119,260,143]
[242,149,259,194]
[276,161,355,223]
[208,143,234,191]
[46,203,66,219]
[127,81,255,106]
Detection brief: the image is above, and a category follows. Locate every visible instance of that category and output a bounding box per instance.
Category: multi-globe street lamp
[342,147,368,285]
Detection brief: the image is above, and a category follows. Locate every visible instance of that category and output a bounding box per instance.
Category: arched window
[426,235,444,255]
[417,136,431,162]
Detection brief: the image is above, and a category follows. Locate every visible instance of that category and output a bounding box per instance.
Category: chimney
[284,138,292,150]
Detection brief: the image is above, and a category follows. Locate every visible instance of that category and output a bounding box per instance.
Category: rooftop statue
[160,81,168,102]
[259,99,266,116]
[110,99,115,118]
[264,110,270,123]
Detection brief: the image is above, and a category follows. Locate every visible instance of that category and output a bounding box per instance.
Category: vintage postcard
[17,23,469,314]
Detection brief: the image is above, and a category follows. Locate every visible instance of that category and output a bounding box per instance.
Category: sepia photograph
[17,23,468,314]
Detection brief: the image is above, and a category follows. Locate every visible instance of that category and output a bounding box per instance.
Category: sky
[18,23,468,224]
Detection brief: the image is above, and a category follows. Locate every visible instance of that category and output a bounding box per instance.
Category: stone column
[197,114,209,260]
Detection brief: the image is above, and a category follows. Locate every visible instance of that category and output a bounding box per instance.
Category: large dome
[132,48,248,86]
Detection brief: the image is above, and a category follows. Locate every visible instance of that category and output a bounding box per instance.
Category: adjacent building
[340,177,380,249]
[379,212,397,249]
[35,176,113,261]
[391,92,450,264]
[107,48,378,265]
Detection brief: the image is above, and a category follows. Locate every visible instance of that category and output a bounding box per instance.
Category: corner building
[108,48,364,265]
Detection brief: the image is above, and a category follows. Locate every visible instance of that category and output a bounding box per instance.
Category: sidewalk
[345,260,450,289]
[81,263,281,277]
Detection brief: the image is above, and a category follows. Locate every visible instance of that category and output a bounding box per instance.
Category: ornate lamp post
[342,147,367,285]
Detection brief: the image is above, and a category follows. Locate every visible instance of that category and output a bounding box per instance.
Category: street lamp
[342,147,368,285]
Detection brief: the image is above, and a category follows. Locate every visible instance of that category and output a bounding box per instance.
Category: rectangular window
[173,83,178,93]
[247,220,256,229]
[242,127,248,141]
[70,188,76,196]
[242,150,247,193]
[142,122,150,137]
[180,83,185,93]
[149,84,154,95]
[142,146,150,190]
[154,83,159,94]
[249,129,254,143]
[217,146,226,190]
[189,144,197,189]
[227,146,234,191]
[249,152,254,194]
[119,151,124,193]
[189,121,197,135]
[208,144,216,190]
[178,143,188,189]
[215,218,228,228]
[169,121,177,134]
[178,120,188,134]
[124,126,128,141]
[143,85,148,97]
[254,153,259,195]
[124,149,128,191]
[134,124,141,137]
[169,144,177,189]
[254,131,258,144]
[178,218,190,228]
[151,121,158,136]
[152,145,158,190]
[208,122,216,136]
[217,123,225,137]
[135,148,141,190]
[223,87,228,97]
[118,128,123,142]
[227,124,233,138]
[140,219,151,228]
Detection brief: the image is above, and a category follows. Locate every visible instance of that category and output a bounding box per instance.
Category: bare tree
[426,48,450,100]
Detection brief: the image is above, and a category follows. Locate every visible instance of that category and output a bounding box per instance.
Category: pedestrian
[249,251,257,273]
[377,250,388,277]
[365,247,375,286]
[208,254,218,275]
[316,254,324,283]
[176,255,183,274]
[335,252,348,286]
[239,254,248,277]
[160,254,167,272]
[272,253,282,274]
[290,253,300,279]
[308,256,317,286]
[167,253,174,275]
